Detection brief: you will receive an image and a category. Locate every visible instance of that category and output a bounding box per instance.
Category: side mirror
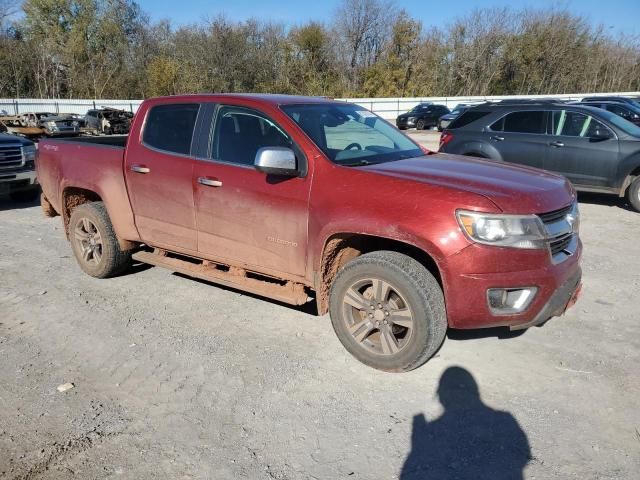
[590,132,612,142]
[254,147,298,176]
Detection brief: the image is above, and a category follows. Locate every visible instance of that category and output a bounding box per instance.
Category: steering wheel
[345,142,363,151]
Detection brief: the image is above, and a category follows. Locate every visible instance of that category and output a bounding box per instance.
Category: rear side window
[492,111,546,134]
[143,103,200,155]
[447,110,491,129]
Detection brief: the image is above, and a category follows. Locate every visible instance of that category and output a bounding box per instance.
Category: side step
[132,249,309,306]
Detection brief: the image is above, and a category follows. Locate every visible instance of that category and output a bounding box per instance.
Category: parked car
[396,103,450,130]
[38,114,82,137]
[439,102,640,211]
[0,133,39,201]
[437,104,475,131]
[18,112,56,127]
[575,101,640,127]
[37,94,581,372]
[85,108,134,135]
[16,112,81,137]
[580,96,640,108]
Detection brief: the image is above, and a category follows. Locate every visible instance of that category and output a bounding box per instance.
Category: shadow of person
[400,367,530,480]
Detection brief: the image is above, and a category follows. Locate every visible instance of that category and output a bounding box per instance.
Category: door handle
[198,177,223,187]
[131,164,150,174]
[490,135,504,142]
[550,141,565,148]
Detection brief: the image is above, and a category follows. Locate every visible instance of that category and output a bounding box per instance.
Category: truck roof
[147,93,339,107]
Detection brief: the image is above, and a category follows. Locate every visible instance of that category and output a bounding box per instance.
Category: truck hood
[361,153,575,214]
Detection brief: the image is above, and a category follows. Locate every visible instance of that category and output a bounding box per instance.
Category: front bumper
[0,168,38,192]
[443,239,583,329]
[396,118,416,128]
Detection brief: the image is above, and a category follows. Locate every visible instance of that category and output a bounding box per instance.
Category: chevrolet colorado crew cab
[0,133,39,201]
[37,94,582,372]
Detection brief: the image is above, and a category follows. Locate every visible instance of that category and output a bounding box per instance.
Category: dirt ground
[1,142,639,478]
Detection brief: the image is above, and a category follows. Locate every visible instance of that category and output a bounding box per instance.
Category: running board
[132,249,309,306]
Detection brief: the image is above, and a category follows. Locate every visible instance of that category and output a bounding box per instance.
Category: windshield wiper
[340,159,371,167]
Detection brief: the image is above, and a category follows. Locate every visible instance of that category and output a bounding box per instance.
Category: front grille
[538,203,577,262]
[549,233,573,256]
[0,144,24,169]
[538,204,572,224]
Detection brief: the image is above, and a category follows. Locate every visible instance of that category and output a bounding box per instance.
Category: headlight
[22,144,36,162]
[407,116,416,121]
[456,210,547,249]
[46,121,57,128]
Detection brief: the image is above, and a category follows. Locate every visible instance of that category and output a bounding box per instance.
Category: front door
[193,105,311,278]
[544,110,619,188]
[124,102,201,251]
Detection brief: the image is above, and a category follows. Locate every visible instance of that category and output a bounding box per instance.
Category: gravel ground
[1,155,639,478]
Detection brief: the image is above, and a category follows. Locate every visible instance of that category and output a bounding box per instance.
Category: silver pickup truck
[0,134,39,201]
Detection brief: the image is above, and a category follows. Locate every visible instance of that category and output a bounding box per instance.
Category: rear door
[192,104,311,278]
[124,102,201,250]
[486,110,548,169]
[544,109,619,187]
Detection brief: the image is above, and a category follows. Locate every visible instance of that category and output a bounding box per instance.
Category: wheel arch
[316,233,443,315]
[619,164,640,197]
[60,186,137,251]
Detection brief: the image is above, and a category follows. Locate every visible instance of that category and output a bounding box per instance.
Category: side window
[552,110,612,138]
[212,106,292,166]
[143,103,200,155]
[448,110,491,129]
[492,111,546,134]
[608,105,631,120]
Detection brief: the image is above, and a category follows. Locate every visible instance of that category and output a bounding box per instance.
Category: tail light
[439,131,454,151]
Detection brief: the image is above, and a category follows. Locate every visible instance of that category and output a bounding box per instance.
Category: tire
[9,186,40,202]
[69,202,132,278]
[416,119,426,130]
[626,176,640,212]
[329,251,447,372]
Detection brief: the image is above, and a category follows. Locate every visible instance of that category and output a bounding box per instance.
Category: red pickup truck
[37,94,582,372]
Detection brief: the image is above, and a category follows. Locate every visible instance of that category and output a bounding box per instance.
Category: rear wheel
[69,202,132,278]
[329,251,447,372]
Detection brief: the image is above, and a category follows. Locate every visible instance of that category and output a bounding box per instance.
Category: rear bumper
[443,239,583,329]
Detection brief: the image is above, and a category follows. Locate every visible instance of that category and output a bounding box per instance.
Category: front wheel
[416,119,426,130]
[69,202,132,278]
[626,176,640,212]
[329,251,447,372]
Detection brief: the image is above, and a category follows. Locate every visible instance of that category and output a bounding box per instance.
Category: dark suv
[396,103,450,130]
[439,102,640,211]
[576,101,640,127]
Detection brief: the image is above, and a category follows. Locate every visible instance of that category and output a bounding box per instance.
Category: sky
[137,0,640,35]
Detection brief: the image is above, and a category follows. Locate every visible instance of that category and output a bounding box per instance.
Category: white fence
[2,92,639,120]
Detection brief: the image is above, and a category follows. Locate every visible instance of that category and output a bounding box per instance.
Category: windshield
[599,109,640,137]
[282,103,423,165]
[450,108,468,116]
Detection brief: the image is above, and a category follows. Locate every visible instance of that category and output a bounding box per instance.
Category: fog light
[487,287,537,314]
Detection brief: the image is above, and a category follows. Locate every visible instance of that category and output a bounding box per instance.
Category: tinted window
[492,111,546,134]
[143,103,200,155]
[212,106,292,166]
[607,104,634,121]
[448,110,491,129]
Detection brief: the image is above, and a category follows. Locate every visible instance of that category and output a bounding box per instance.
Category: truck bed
[37,135,139,242]
[44,135,128,149]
